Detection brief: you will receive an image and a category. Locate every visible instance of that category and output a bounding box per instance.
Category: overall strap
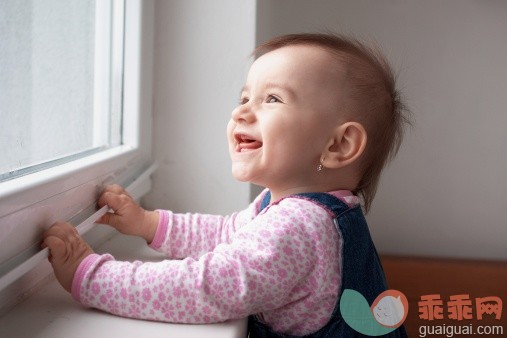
[260,190,271,213]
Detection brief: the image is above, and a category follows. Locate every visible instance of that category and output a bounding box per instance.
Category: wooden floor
[381,255,507,337]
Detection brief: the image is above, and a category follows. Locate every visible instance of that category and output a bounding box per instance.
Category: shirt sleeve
[148,190,267,259]
[71,196,339,328]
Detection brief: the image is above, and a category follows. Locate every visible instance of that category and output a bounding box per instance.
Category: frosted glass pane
[0,0,113,178]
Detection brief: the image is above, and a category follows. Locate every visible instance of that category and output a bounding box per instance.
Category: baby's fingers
[98,184,130,206]
[42,221,94,292]
[43,221,77,242]
[104,184,129,195]
[98,191,133,212]
[42,222,75,258]
[43,235,67,263]
[97,210,119,227]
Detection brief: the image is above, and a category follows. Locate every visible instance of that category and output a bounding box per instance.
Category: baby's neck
[268,184,350,204]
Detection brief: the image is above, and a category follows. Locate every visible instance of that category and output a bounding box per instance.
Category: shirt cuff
[71,253,102,302]
[149,210,169,249]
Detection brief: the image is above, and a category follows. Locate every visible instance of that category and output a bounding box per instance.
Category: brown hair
[254,33,410,212]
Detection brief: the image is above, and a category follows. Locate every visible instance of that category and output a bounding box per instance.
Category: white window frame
[94,0,122,148]
[0,0,154,314]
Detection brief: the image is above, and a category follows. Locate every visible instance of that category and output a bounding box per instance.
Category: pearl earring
[317,158,324,172]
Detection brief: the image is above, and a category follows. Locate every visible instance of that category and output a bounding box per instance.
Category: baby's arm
[146,190,265,259]
[45,197,338,333]
[150,210,251,259]
[72,216,317,325]
[97,184,261,259]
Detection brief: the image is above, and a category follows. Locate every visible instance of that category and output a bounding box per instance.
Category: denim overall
[248,191,408,338]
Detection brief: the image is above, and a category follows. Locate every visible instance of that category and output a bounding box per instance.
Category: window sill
[0,162,154,315]
[0,145,139,214]
[0,233,247,338]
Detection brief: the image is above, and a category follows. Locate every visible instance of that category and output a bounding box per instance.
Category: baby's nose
[232,104,256,123]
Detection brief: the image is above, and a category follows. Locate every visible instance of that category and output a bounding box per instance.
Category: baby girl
[43,33,409,337]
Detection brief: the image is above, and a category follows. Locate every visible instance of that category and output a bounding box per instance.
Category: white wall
[146,0,507,260]
[256,0,507,260]
[143,0,256,214]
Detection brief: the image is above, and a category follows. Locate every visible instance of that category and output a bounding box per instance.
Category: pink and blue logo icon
[340,289,409,336]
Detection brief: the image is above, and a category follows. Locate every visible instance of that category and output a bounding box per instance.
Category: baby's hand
[97,184,159,243]
[42,222,94,292]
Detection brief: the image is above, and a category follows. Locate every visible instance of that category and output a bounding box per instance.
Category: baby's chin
[230,164,265,186]
[231,165,253,183]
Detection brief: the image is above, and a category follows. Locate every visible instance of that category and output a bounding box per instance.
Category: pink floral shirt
[72,190,359,335]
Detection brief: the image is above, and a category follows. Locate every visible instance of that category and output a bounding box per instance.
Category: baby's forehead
[260,44,341,66]
[250,45,347,84]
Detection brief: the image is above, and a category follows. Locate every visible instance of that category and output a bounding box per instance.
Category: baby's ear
[321,122,367,169]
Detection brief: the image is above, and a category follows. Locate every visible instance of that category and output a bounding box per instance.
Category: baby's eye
[239,97,249,105]
[266,95,282,103]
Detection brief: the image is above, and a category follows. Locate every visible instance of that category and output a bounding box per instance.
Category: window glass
[0,0,123,181]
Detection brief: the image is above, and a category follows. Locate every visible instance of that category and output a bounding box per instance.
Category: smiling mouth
[235,134,263,152]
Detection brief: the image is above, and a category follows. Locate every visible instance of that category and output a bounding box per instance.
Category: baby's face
[227,45,345,194]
